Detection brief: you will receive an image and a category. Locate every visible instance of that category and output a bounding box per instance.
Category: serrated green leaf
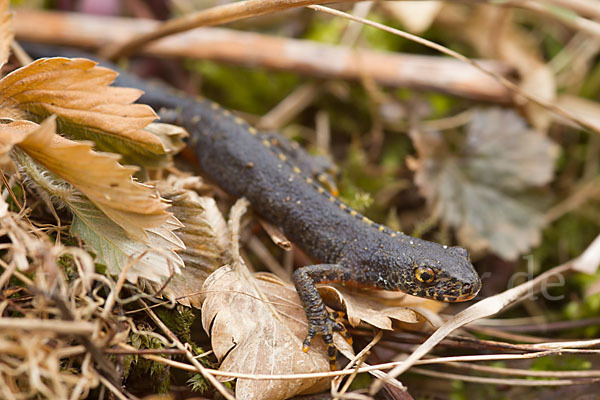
[14,147,184,283]
[70,197,183,283]
[153,183,231,307]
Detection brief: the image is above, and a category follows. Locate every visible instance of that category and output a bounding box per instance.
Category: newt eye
[414,265,435,284]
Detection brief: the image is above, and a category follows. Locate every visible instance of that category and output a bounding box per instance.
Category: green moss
[185,60,300,114]
[530,355,591,372]
[156,305,196,343]
[123,330,171,394]
[303,16,346,44]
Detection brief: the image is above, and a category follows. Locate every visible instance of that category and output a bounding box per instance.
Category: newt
[23,44,482,368]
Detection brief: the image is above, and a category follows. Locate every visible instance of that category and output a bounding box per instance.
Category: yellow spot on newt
[305,177,313,184]
[234,116,244,125]
[262,139,271,148]
[278,153,287,161]
[339,204,346,210]
[293,166,301,174]
[329,196,336,202]
[210,102,219,110]
[249,127,257,135]
[378,225,385,232]
[362,217,372,225]
[317,187,325,193]
[391,232,397,237]
[223,109,231,116]
[349,210,357,216]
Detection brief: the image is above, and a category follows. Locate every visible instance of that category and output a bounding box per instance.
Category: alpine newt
[129,75,482,367]
[22,44,482,367]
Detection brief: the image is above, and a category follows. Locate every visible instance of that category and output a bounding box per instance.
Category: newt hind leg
[293,264,354,369]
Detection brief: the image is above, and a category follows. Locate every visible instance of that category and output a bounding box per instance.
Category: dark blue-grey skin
[127,76,481,366]
[21,44,481,367]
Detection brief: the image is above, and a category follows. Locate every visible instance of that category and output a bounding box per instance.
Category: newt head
[394,243,481,302]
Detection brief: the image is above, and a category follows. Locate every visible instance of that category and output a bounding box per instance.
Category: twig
[97,374,134,400]
[13,10,512,102]
[409,367,600,386]
[443,361,600,378]
[471,316,600,333]
[115,347,600,381]
[258,83,321,130]
[463,326,552,343]
[0,318,95,334]
[97,0,362,60]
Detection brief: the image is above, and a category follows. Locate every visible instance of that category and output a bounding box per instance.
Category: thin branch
[444,361,600,378]
[13,10,512,102]
[98,0,361,60]
[0,318,95,335]
[409,367,600,386]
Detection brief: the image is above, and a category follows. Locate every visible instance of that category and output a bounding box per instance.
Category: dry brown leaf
[0,119,28,163]
[318,285,419,330]
[202,266,333,400]
[7,117,171,240]
[144,122,189,156]
[0,0,12,70]
[0,57,165,160]
[199,199,346,399]
[383,1,442,33]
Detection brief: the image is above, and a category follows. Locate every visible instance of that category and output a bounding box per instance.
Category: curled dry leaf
[0,0,12,69]
[144,122,189,156]
[318,285,420,330]
[0,57,171,166]
[409,108,559,260]
[7,116,172,240]
[157,183,231,307]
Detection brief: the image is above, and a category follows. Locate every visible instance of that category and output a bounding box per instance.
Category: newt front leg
[293,264,354,369]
